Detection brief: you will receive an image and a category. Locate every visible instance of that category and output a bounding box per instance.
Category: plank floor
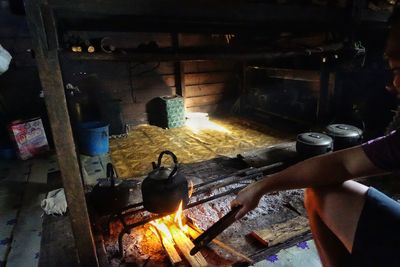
[0,155,60,267]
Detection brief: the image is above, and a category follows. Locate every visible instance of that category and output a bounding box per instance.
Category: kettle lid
[297,132,333,146]
[325,124,363,138]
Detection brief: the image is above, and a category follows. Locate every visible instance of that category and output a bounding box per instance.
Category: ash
[186,185,305,255]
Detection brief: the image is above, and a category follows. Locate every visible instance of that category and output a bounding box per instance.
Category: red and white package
[9,117,49,160]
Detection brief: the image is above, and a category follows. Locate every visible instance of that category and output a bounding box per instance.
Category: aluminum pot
[296,132,333,159]
[325,124,363,151]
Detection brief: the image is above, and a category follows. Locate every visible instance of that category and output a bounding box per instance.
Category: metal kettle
[141,150,189,214]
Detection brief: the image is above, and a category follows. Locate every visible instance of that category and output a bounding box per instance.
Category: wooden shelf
[60,43,343,62]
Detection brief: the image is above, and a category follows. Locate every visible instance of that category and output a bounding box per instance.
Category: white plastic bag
[0,44,12,75]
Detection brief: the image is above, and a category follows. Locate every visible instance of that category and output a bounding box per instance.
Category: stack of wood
[150,218,253,267]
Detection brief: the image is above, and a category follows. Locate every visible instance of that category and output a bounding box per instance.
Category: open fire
[101,157,306,267]
[149,201,208,266]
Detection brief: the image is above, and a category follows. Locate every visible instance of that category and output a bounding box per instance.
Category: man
[231,9,400,267]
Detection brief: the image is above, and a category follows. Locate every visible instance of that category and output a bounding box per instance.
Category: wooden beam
[24,1,98,266]
[170,225,208,267]
[172,33,186,100]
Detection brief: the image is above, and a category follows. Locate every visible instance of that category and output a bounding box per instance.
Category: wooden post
[172,33,186,105]
[24,1,99,266]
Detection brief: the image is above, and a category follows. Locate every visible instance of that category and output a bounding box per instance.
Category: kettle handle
[106,163,117,187]
[157,150,178,181]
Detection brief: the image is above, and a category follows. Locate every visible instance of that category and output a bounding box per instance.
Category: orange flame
[150,219,173,242]
[174,201,184,230]
[188,180,194,198]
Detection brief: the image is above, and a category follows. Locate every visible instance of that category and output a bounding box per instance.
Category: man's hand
[231,182,263,220]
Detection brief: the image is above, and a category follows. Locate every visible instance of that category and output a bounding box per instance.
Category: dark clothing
[350,132,400,266]
[362,130,400,171]
[351,187,400,267]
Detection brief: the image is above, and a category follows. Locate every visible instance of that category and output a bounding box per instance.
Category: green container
[147,95,185,128]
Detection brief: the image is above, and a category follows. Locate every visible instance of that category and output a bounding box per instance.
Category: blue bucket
[78,121,109,156]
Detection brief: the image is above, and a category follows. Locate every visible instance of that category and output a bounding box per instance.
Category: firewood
[186,224,253,264]
[249,216,310,247]
[151,226,182,266]
[169,224,208,267]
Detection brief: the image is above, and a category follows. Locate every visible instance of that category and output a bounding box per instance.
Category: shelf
[60,43,343,62]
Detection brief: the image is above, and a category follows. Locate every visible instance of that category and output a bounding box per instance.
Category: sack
[0,45,12,75]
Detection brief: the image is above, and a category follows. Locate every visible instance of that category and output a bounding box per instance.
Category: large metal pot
[296,132,333,159]
[325,124,363,151]
[141,150,189,214]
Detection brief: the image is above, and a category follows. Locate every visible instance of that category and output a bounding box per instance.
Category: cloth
[351,187,400,267]
[40,188,67,215]
[362,130,400,171]
[0,44,12,75]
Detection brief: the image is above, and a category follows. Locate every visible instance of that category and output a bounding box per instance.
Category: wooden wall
[61,32,240,128]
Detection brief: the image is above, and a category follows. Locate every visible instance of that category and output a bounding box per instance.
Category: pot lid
[297,132,333,146]
[148,166,175,180]
[325,124,362,138]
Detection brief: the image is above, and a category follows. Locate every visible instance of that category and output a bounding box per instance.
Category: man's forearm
[255,146,382,196]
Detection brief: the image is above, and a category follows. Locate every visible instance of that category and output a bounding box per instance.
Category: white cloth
[0,45,12,75]
[41,188,67,215]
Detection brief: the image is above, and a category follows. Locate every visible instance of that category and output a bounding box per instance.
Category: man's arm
[231,145,387,219]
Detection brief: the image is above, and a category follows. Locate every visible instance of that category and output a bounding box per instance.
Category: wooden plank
[29,159,50,184]
[6,183,46,267]
[186,224,253,264]
[129,72,233,89]
[185,83,227,98]
[39,215,79,267]
[7,159,50,267]
[24,1,98,266]
[183,61,236,73]
[186,104,219,114]
[170,225,208,267]
[249,67,322,82]
[0,160,30,264]
[249,216,310,247]
[151,224,182,266]
[185,94,224,108]
[185,72,233,86]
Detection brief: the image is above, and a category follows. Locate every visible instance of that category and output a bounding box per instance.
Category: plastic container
[78,121,109,156]
[0,145,16,159]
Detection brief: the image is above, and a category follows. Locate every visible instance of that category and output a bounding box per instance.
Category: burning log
[185,221,253,264]
[150,224,182,266]
[169,224,208,267]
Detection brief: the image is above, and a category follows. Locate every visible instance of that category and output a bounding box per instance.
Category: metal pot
[325,124,363,151]
[90,163,131,215]
[296,132,333,159]
[141,150,189,214]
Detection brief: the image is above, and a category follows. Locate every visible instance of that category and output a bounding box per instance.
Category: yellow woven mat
[110,117,291,178]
